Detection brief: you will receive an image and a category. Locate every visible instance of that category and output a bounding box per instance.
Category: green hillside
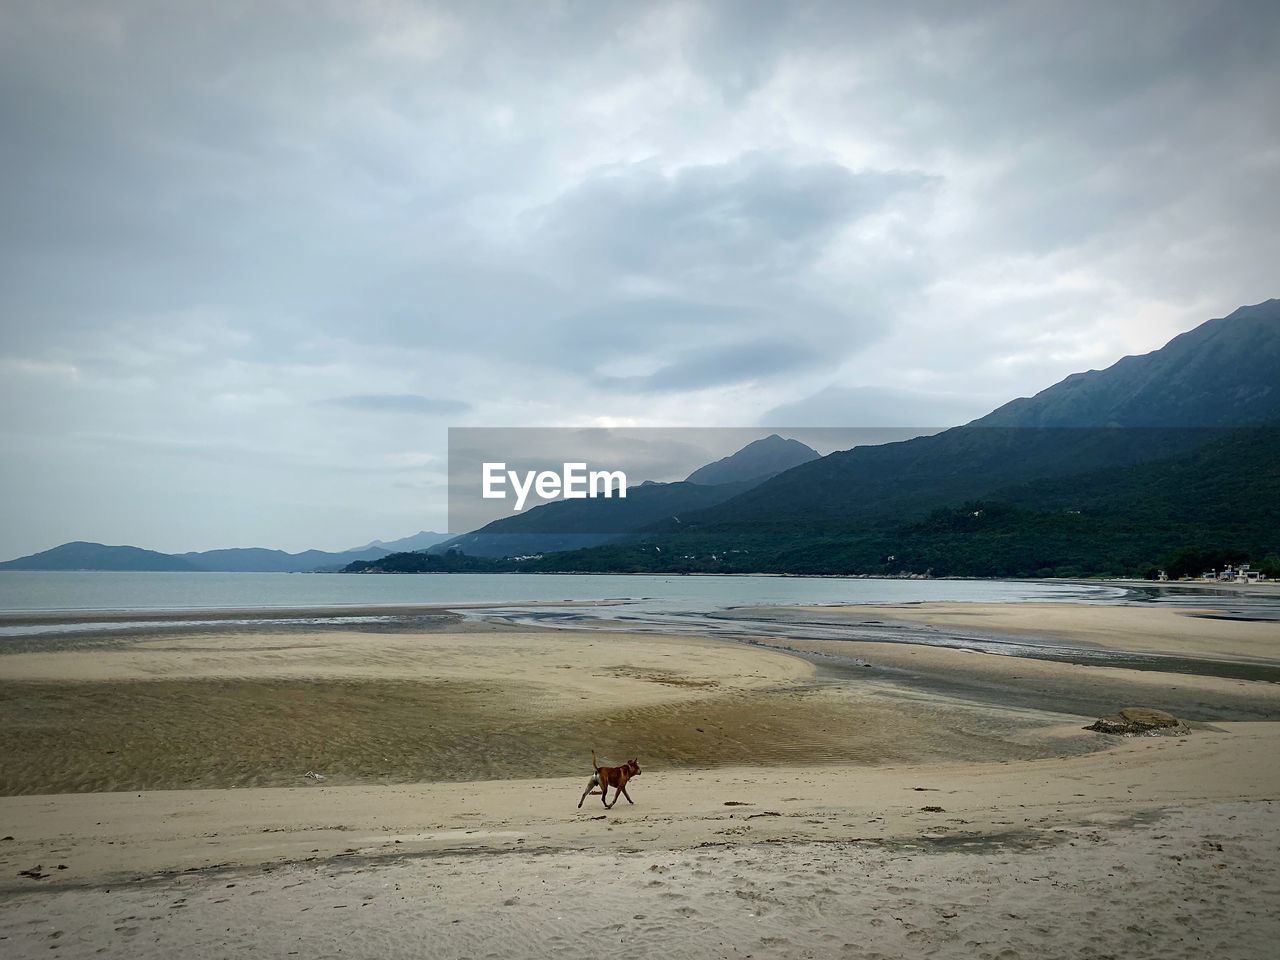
[656,300,1280,541]
[509,422,1280,578]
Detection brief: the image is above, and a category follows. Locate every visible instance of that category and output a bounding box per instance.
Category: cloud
[1,0,1278,555]
[762,385,998,429]
[515,154,934,384]
[322,394,470,415]
[601,338,826,393]
[529,154,931,286]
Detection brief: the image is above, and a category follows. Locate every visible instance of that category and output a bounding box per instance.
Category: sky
[1,0,1278,558]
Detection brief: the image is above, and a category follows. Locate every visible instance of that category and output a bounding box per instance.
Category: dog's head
[626,759,641,777]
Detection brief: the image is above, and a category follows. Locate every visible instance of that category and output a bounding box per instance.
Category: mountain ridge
[452,419,1280,579]
[977,300,1280,429]
[349,298,1280,577]
[0,535,449,572]
[685,434,819,485]
[0,541,201,572]
[645,299,1280,540]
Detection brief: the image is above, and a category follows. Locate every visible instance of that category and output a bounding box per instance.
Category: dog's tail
[591,749,599,773]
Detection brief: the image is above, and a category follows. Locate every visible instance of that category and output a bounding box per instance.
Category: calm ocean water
[0,570,1124,615]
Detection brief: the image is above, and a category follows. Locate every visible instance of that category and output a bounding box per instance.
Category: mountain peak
[0,541,199,571]
[685,435,820,486]
[348,531,450,553]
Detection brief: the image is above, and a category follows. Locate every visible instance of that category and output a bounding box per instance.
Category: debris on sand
[1086,708,1190,737]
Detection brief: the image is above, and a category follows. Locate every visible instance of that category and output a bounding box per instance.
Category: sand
[0,628,1089,795]
[775,601,1280,662]
[2,728,1279,958]
[2,600,1279,957]
[2,801,1277,959]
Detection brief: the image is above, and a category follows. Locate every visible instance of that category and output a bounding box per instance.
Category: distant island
[0,531,451,573]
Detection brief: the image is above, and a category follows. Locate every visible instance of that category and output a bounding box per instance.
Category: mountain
[0,534,443,572]
[429,435,819,558]
[648,300,1280,540]
[351,418,1280,578]
[349,531,451,553]
[761,421,1280,578]
[464,299,1280,577]
[978,299,1280,428]
[685,434,819,485]
[180,546,394,573]
[431,478,760,558]
[506,420,1280,578]
[0,541,200,571]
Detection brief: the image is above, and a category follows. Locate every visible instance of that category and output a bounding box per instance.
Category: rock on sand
[1086,707,1191,736]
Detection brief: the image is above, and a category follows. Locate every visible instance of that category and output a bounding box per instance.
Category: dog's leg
[600,777,619,809]
[620,783,634,805]
[577,774,599,809]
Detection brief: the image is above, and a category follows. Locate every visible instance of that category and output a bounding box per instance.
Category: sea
[0,570,1124,617]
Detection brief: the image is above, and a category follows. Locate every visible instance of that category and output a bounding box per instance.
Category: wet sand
[773,601,1280,661]
[0,627,1106,795]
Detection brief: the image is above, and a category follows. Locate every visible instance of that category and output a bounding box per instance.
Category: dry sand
[2,602,1279,958]
[2,800,1277,959]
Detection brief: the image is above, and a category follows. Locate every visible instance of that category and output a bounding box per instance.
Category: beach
[1,599,1278,957]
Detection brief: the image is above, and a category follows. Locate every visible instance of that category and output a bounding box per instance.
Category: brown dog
[577,750,641,809]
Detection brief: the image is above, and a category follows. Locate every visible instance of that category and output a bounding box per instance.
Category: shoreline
[0,600,625,628]
[1,572,1274,626]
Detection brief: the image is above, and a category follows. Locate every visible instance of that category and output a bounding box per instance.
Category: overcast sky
[2,0,1277,557]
